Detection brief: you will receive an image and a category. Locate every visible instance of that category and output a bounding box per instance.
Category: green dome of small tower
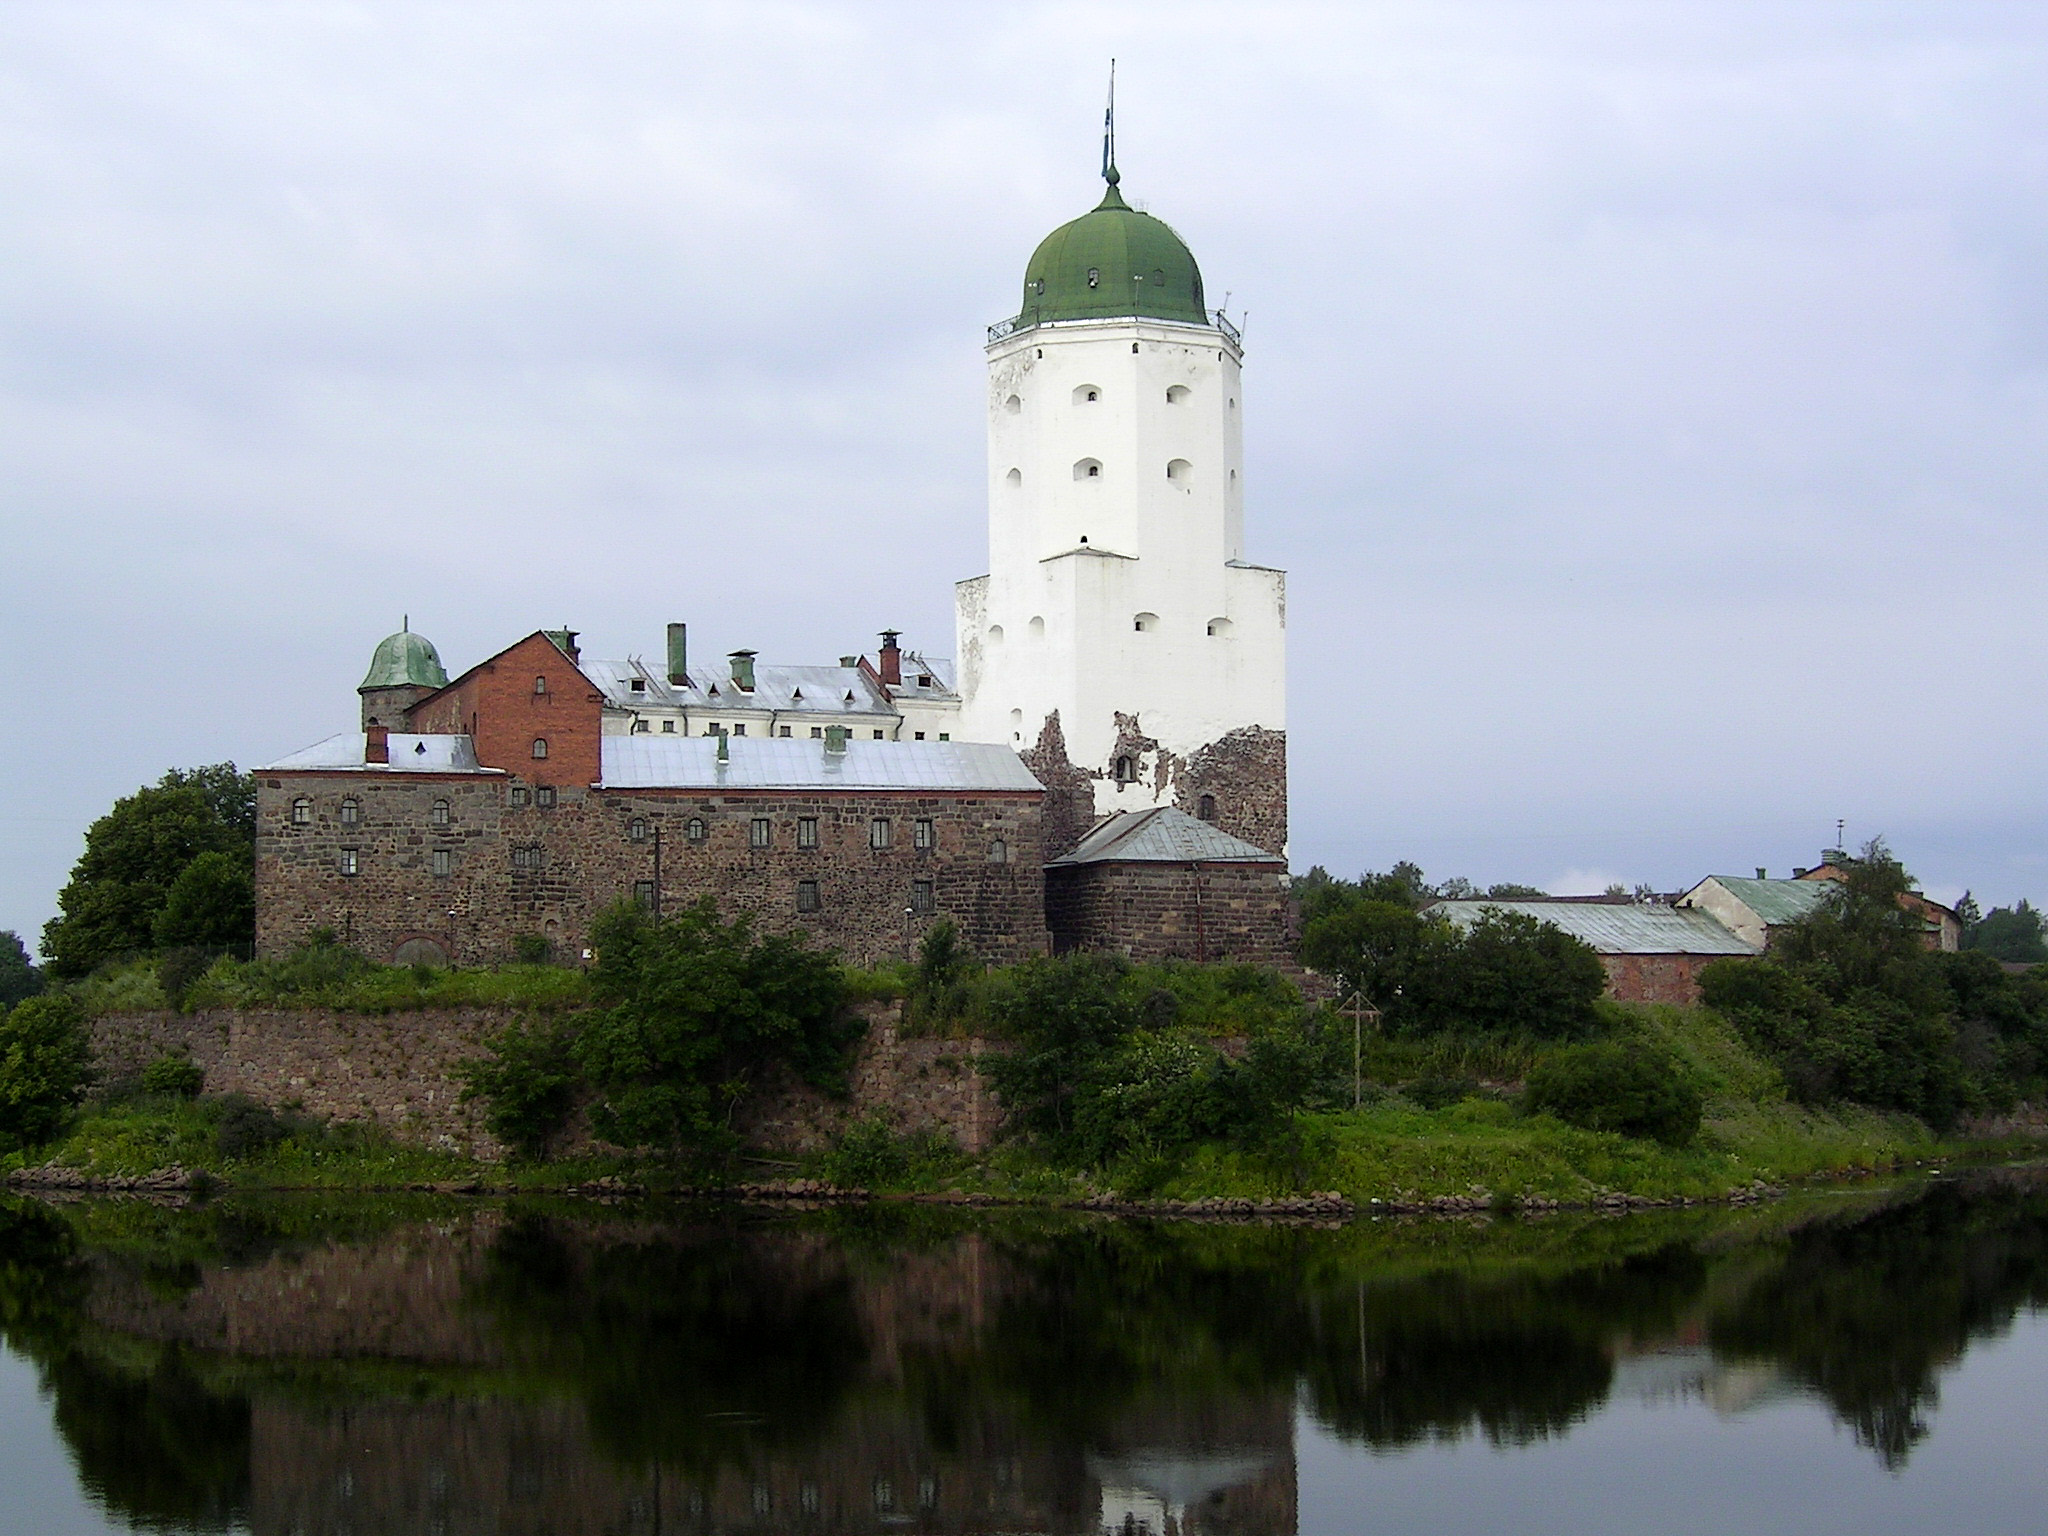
[359,623,448,692]
[1011,168,1209,331]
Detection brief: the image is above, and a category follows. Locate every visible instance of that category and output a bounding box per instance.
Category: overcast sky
[4,1,2045,952]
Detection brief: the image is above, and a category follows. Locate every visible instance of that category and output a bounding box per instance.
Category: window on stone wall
[629,817,648,843]
[634,880,655,909]
[535,786,557,809]
[339,848,359,876]
[686,817,707,844]
[431,798,450,827]
[531,738,548,759]
[870,818,892,849]
[750,818,772,849]
[797,817,818,849]
[339,797,361,826]
[1113,756,1138,784]
[797,880,821,913]
[432,849,452,877]
[911,880,935,913]
[988,838,1008,864]
[510,787,530,808]
[512,845,543,871]
[533,675,548,695]
[1198,794,1218,822]
[291,797,311,825]
[914,818,934,850]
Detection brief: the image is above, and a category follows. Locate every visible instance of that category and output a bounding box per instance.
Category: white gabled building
[955,160,1288,858]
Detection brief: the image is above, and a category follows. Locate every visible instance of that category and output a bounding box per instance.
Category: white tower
[955,159,1287,857]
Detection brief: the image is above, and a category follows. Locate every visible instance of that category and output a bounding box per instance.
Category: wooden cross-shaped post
[1339,992,1382,1109]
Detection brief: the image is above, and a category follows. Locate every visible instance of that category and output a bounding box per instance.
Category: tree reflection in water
[0,1173,2046,1532]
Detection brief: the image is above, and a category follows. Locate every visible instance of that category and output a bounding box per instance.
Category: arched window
[1166,459,1192,485]
[1073,458,1102,481]
[1009,707,1024,742]
[1004,467,1021,487]
[686,817,707,844]
[1073,384,1101,405]
[1028,615,1045,638]
[1198,794,1218,822]
[1166,385,1191,404]
[531,738,548,759]
[431,798,450,828]
[533,675,548,696]
[629,817,648,843]
[988,838,1008,865]
[1004,393,1022,414]
[1206,617,1233,638]
[1133,612,1159,633]
[339,797,361,827]
[290,796,311,826]
[986,624,1004,646]
[1113,755,1139,784]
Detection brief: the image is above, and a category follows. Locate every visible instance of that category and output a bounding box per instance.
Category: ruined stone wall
[90,1002,1010,1160]
[1175,725,1288,857]
[1045,860,1295,967]
[257,771,1049,968]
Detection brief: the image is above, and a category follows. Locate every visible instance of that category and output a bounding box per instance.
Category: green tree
[1299,899,1437,1007]
[41,765,255,978]
[458,1018,582,1158]
[152,850,255,952]
[572,900,852,1155]
[0,932,42,1009]
[0,995,95,1151]
[1966,900,2048,964]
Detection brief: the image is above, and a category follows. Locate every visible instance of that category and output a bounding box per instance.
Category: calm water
[3,1170,2048,1535]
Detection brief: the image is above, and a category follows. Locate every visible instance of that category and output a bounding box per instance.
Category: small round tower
[358,621,449,730]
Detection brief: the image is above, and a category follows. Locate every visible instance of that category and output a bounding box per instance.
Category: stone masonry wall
[1045,860,1296,967]
[1598,952,1724,1007]
[91,1002,1009,1161]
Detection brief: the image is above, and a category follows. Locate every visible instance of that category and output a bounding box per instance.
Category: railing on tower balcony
[986,308,1244,346]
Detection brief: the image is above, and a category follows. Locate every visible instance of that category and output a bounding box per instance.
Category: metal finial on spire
[1101,58,1119,186]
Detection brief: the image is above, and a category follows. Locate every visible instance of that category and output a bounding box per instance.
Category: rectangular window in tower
[911,880,935,914]
[914,818,934,850]
[339,848,359,877]
[750,818,772,849]
[432,849,452,877]
[870,818,891,850]
[796,880,821,912]
[797,817,819,849]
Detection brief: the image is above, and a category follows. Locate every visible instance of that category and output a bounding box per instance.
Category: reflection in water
[1,1172,2047,1533]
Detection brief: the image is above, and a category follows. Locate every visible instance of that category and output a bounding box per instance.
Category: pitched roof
[259,733,494,774]
[1694,876,1836,927]
[1049,806,1280,866]
[598,736,1041,792]
[1426,899,1758,956]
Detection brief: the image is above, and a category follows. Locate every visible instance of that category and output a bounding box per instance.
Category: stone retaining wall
[90,1003,1009,1161]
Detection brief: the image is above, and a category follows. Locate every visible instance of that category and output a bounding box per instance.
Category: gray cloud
[3,1,2045,950]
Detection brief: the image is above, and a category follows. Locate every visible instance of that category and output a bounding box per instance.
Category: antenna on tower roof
[1101,59,1118,186]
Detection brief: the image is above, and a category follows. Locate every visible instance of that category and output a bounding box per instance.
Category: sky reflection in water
[1,1169,2046,1535]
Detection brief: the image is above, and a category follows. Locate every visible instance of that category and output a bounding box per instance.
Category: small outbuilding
[1425,898,1760,1006]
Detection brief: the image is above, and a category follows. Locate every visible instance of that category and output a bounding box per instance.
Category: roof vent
[716,733,730,763]
[729,650,756,692]
[825,725,848,755]
[839,655,858,669]
[1756,867,1767,880]
[1793,867,1808,879]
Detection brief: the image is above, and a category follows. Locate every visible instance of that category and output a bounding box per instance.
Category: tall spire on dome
[1097,59,1128,210]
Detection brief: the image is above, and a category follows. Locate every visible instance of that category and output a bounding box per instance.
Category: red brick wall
[1598,952,1729,1007]
[407,632,605,789]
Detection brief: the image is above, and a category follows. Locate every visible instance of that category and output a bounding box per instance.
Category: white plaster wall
[958,316,1285,811]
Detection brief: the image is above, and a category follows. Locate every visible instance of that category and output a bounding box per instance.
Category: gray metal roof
[1425,899,1758,956]
[585,653,959,716]
[600,735,1041,792]
[260,733,494,774]
[1050,806,1281,866]
[1688,876,1835,928]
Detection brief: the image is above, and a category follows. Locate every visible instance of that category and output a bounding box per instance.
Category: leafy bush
[1525,1041,1703,1146]
[0,995,96,1150]
[211,1094,295,1159]
[512,932,552,964]
[139,1054,204,1098]
[572,899,855,1155]
[457,1017,582,1158]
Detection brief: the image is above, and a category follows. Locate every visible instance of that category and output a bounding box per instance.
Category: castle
[254,151,1291,970]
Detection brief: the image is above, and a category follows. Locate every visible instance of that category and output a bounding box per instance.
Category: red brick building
[1423,897,1760,1007]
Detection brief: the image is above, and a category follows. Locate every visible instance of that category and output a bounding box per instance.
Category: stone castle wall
[1046,860,1296,968]
[90,1002,1009,1161]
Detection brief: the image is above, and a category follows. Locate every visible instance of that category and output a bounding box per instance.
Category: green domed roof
[1011,173,1208,330]
[359,625,448,692]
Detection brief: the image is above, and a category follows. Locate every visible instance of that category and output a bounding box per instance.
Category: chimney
[716,732,730,763]
[839,655,858,668]
[729,650,756,692]
[365,725,389,764]
[825,725,848,755]
[1756,867,1767,880]
[878,630,902,686]
[666,623,689,686]
[1794,867,1809,879]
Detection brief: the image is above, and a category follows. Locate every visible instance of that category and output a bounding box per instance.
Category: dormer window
[629,678,646,693]
[1086,267,1100,288]
[917,675,932,688]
